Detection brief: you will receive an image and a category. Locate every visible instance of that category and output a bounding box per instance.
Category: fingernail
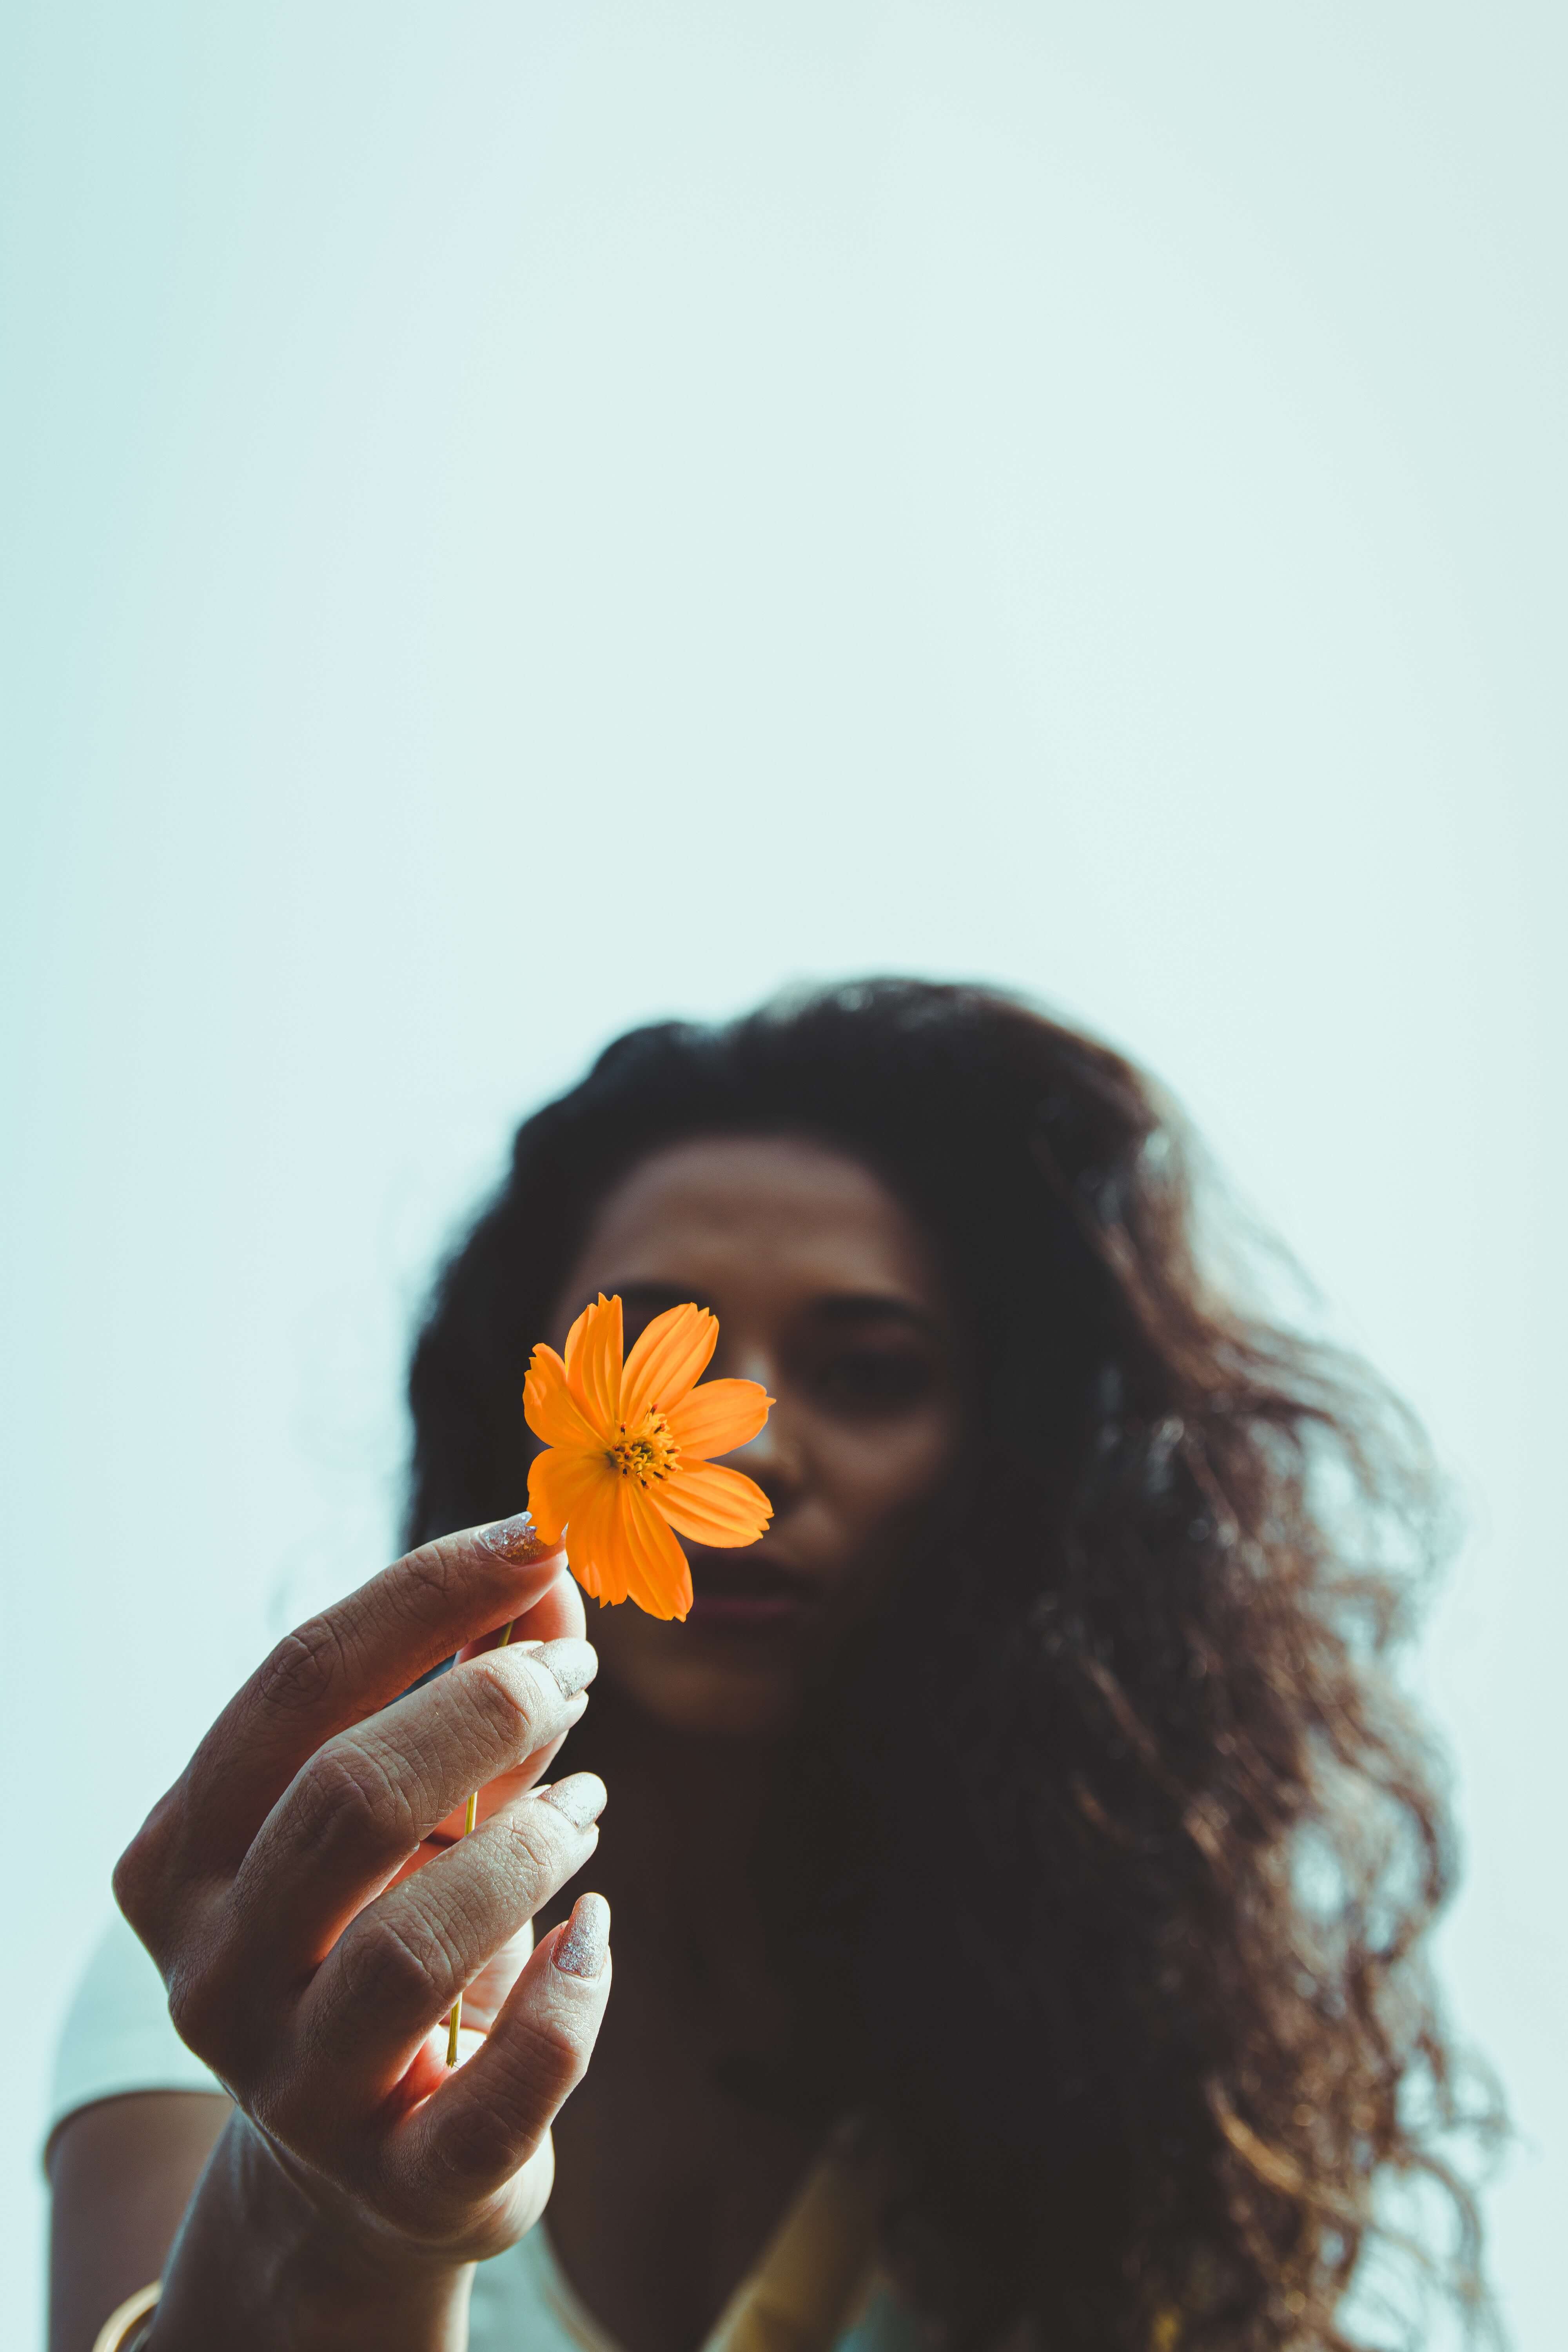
[539,1773,607,1830]
[554,1892,610,1978]
[476,1512,550,1563]
[522,1637,598,1699]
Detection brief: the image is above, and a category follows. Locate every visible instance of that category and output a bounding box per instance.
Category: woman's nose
[721,1363,805,1497]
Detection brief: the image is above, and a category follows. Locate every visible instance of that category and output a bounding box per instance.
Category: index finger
[152,1515,566,1873]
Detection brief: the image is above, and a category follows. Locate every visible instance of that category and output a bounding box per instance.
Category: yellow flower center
[607,1413,679,1487]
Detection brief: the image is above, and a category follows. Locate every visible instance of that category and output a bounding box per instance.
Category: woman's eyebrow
[811,1292,943,1338]
[608,1280,943,1338]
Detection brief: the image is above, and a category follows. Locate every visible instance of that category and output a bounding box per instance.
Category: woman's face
[544,1133,966,1739]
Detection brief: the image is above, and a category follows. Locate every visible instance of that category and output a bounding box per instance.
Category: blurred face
[544,1134,966,1739]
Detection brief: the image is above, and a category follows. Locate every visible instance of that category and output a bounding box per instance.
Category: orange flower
[523,1294,773,1620]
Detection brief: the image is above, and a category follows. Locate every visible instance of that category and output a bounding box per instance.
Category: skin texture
[50,1136,966,2352]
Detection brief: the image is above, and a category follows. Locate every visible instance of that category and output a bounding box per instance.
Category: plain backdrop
[2,6,1563,2346]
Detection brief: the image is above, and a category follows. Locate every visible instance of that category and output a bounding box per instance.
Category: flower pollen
[608,1414,678,1487]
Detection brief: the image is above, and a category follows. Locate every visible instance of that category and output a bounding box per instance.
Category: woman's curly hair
[405,978,1494,2352]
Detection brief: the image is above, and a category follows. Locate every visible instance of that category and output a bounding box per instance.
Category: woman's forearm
[48,2092,232,2352]
[147,2114,475,2352]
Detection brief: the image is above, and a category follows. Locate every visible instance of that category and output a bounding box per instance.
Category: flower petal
[620,1485,693,1620]
[664,1377,772,1461]
[559,1455,632,1606]
[564,1293,623,1434]
[657,1461,773,1548]
[620,1302,719,1423]
[526,1444,606,1550]
[523,1347,605,1453]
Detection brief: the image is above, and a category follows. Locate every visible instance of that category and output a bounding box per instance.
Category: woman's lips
[684,1553,816,1633]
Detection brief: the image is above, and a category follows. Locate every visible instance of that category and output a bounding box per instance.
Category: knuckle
[296,1740,419,1857]
[500,2010,588,2107]
[111,1831,158,1931]
[336,1903,457,2018]
[112,1788,191,1946]
[497,1805,568,1886]
[397,1538,465,1621]
[256,1614,354,1717]
[463,1653,548,1754]
[166,1951,228,2060]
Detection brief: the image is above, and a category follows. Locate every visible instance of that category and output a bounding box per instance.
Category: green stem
[445,1618,514,2066]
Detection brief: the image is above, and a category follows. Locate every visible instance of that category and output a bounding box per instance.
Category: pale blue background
[2,7,1563,2346]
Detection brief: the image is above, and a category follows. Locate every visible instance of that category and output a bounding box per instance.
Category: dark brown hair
[406,978,1495,2350]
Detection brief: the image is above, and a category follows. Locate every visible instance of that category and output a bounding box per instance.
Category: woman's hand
[113,1514,611,2352]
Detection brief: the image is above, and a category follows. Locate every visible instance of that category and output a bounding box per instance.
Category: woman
[47,980,1487,2352]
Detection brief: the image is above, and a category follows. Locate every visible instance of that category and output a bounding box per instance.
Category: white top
[51,1917,921,2352]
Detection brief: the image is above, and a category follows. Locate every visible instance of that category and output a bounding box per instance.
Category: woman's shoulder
[46,1910,224,2159]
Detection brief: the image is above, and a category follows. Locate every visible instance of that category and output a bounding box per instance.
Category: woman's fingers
[226,1637,599,1971]
[289,1779,608,2120]
[117,1517,567,1933]
[400,1895,612,2212]
[449,1918,535,2037]
[454,1555,586,1663]
[108,1518,616,2299]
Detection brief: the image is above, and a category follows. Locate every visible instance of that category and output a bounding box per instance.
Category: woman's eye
[814,1349,933,1408]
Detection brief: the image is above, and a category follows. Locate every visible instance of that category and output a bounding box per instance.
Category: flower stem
[445,1618,514,2066]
